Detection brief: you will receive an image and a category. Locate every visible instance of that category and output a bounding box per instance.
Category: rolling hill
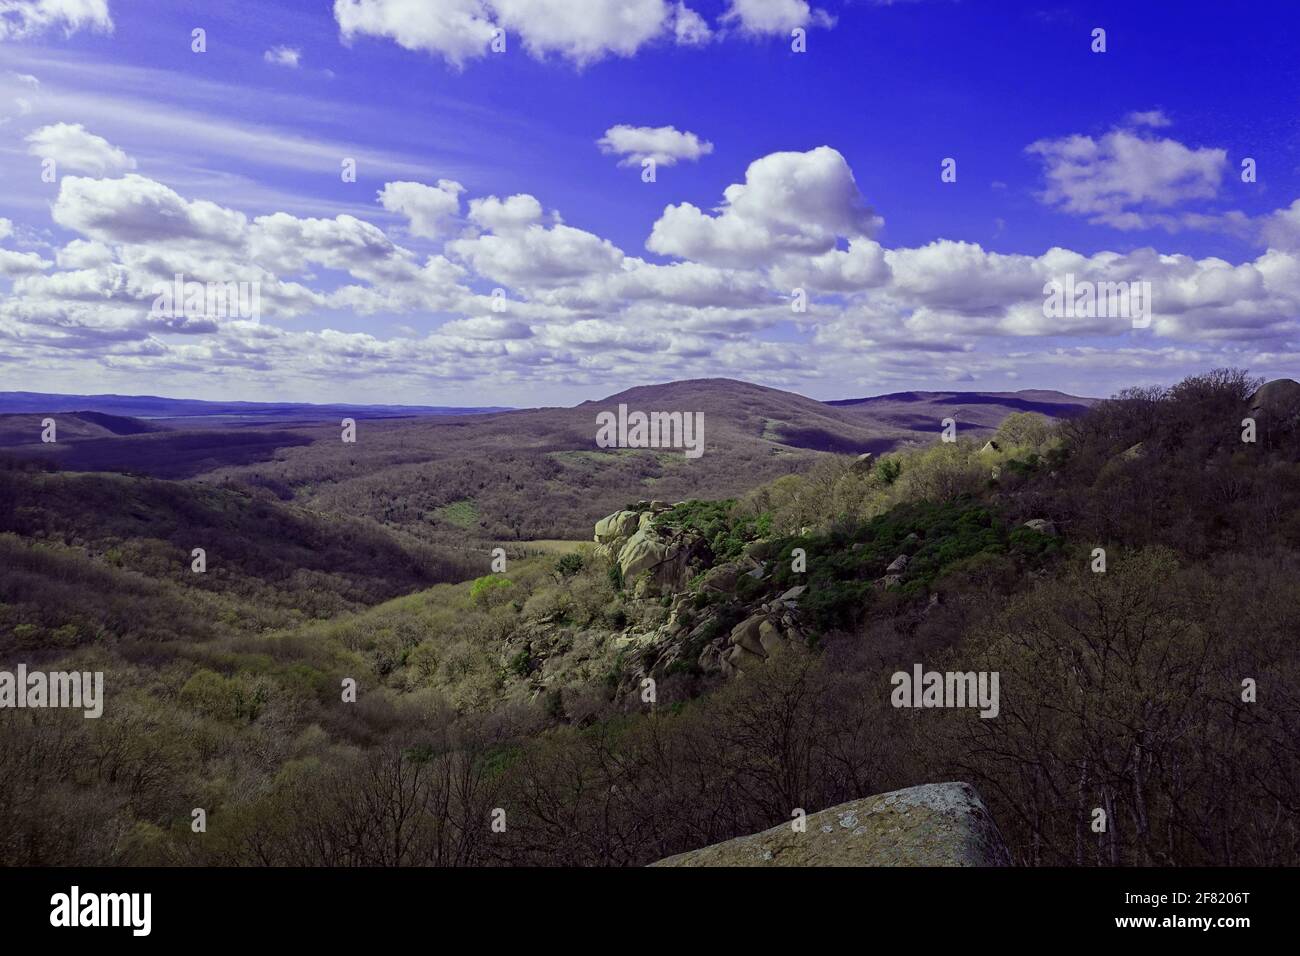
[0,379,1093,543]
[827,388,1095,433]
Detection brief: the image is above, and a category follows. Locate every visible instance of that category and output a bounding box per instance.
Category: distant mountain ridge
[0,378,1096,540]
[1,381,1095,424]
[0,391,510,420]
[825,387,1095,433]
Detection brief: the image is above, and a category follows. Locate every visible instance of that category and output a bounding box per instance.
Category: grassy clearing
[433,499,479,528]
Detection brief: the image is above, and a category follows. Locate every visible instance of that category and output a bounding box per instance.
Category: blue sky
[1,0,1299,405]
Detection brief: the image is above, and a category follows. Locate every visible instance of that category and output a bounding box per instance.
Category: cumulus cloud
[263,45,302,67]
[448,218,624,287]
[438,315,534,339]
[334,0,497,67]
[647,146,881,267]
[249,211,418,281]
[466,193,544,233]
[721,0,833,35]
[8,138,1300,401]
[672,2,711,45]
[493,0,677,64]
[0,0,112,40]
[55,238,112,269]
[25,122,135,175]
[771,238,890,292]
[377,180,465,239]
[1028,126,1227,229]
[597,124,712,167]
[0,248,51,277]
[1261,200,1300,252]
[53,174,246,245]
[335,0,693,67]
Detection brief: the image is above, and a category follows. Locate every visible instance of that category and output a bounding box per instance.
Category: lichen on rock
[650,782,1011,867]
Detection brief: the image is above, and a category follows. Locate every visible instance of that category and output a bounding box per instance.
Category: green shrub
[469,575,513,607]
[554,553,584,578]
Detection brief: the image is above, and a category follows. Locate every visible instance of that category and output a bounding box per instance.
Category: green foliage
[875,457,902,486]
[1003,453,1041,478]
[180,669,267,722]
[5,368,1299,869]
[554,553,585,578]
[469,575,512,607]
[507,649,532,677]
[995,411,1054,449]
[433,499,479,528]
[654,499,770,561]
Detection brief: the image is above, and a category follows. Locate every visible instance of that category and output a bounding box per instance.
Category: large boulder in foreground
[650,782,1010,867]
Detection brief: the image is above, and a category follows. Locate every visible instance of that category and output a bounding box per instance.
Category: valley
[1,370,1296,867]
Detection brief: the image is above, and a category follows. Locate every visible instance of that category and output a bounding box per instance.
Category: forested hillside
[1,370,1296,866]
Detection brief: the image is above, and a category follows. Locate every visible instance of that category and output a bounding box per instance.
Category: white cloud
[263,45,302,68]
[648,146,881,267]
[52,174,246,244]
[493,0,675,64]
[597,124,712,168]
[466,193,544,233]
[1126,109,1171,128]
[672,3,711,45]
[249,212,417,282]
[0,0,112,41]
[335,0,683,67]
[721,0,833,35]
[1261,200,1300,252]
[55,238,112,268]
[0,70,40,124]
[448,218,625,287]
[377,180,465,239]
[25,122,134,175]
[1028,126,1227,229]
[0,247,51,277]
[771,238,890,292]
[334,0,497,68]
[7,138,1300,402]
[0,217,11,241]
[438,315,533,339]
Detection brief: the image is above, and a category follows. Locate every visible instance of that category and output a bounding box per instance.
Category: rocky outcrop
[1248,377,1300,415]
[718,589,807,677]
[592,505,815,691]
[593,510,640,553]
[618,526,667,580]
[1247,378,1300,431]
[594,502,702,596]
[650,782,1011,867]
[1022,518,1056,536]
